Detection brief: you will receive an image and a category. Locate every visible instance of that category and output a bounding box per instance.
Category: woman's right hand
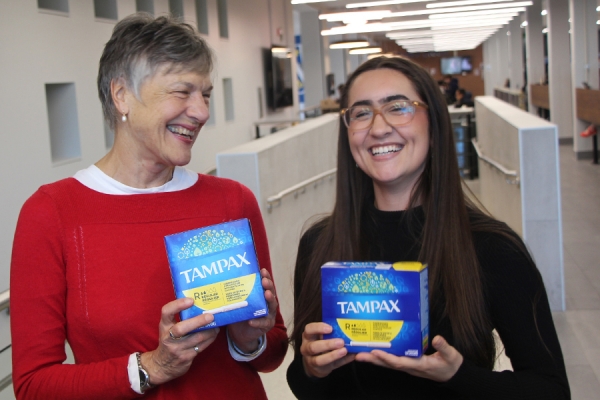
[300,322,355,378]
[141,297,220,386]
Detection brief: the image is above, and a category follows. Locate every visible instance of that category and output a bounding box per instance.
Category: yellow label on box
[183,273,257,312]
[337,318,403,343]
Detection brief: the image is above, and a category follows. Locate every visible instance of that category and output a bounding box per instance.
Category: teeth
[371,145,403,155]
[167,125,194,137]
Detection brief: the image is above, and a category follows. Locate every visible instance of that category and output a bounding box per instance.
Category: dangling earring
[121,113,127,122]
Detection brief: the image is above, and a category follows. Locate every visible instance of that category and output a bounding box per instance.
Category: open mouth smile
[370,144,404,156]
[167,125,197,139]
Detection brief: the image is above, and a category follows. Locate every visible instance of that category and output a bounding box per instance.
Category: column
[298,8,326,109]
[508,18,524,90]
[547,0,573,141]
[525,0,545,113]
[569,0,599,157]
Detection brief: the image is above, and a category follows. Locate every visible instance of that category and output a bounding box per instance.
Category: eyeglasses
[340,100,428,131]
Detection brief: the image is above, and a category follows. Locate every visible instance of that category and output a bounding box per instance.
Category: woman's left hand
[226,268,278,353]
[354,335,463,382]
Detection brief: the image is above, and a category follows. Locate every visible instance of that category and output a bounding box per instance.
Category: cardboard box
[321,261,429,357]
[164,218,267,332]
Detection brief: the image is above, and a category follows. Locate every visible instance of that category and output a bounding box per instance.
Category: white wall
[0,0,297,293]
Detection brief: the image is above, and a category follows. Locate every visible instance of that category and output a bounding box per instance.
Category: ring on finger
[193,346,199,353]
[169,329,183,340]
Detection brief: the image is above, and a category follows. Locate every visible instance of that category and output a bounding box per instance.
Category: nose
[369,110,392,137]
[187,94,210,124]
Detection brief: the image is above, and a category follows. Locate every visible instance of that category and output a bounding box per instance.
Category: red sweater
[10,175,288,400]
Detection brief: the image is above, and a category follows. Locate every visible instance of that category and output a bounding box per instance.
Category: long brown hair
[291,56,498,368]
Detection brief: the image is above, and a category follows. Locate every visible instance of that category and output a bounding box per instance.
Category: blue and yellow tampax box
[164,218,268,332]
[321,261,429,357]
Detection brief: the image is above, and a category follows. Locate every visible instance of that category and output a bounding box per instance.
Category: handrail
[0,289,8,312]
[471,139,520,186]
[266,168,337,212]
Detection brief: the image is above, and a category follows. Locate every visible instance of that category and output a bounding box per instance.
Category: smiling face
[346,68,430,208]
[120,66,213,169]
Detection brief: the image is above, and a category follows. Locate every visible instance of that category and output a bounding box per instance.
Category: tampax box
[321,261,429,357]
[164,218,267,332]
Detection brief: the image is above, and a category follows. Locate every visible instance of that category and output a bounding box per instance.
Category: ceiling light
[346,0,430,8]
[428,8,524,18]
[271,46,290,53]
[427,0,516,7]
[349,46,382,54]
[389,2,532,17]
[542,27,548,33]
[386,26,499,38]
[541,10,547,16]
[291,0,336,4]
[319,11,392,22]
[329,40,370,49]
[430,13,517,21]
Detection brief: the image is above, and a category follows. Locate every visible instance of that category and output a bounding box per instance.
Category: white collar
[73,165,198,195]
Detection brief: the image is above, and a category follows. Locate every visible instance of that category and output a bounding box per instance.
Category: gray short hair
[98,13,214,129]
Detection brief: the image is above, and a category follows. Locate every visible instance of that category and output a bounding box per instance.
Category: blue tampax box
[164,218,268,332]
[321,261,429,357]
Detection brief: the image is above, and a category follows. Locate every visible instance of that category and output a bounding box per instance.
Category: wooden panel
[530,84,549,109]
[576,88,600,125]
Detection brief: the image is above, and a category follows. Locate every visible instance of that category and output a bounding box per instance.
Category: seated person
[455,88,474,108]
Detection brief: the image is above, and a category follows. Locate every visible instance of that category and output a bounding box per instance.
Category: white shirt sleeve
[127,353,143,394]
[226,329,267,362]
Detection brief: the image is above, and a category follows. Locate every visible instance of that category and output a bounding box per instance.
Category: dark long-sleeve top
[287,205,570,399]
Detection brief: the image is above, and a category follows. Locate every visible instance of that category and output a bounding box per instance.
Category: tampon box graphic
[321,261,429,357]
[164,219,267,332]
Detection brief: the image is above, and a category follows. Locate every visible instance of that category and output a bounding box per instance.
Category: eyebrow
[350,94,410,107]
[171,82,214,92]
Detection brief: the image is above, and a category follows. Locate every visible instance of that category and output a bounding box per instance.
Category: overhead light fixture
[429,13,518,21]
[542,27,548,33]
[319,10,392,22]
[389,2,532,17]
[541,10,547,16]
[349,46,382,54]
[271,46,290,53]
[387,26,499,38]
[321,17,510,35]
[520,21,528,28]
[346,0,429,8]
[427,0,516,7]
[329,39,370,49]
[428,8,524,18]
[291,0,336,4]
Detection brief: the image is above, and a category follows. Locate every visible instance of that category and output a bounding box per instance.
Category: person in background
[454,88,474,108]
[443,74,458,104]
[10,13,287,400]
[286,56,570,399]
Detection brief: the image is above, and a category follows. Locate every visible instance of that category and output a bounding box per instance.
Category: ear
[110,77,130,116]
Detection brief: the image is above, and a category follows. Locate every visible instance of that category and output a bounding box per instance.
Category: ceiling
[293,0,535,53]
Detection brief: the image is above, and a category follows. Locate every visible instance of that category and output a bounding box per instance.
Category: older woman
[286,56,570,399]
[10,14,287,399]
